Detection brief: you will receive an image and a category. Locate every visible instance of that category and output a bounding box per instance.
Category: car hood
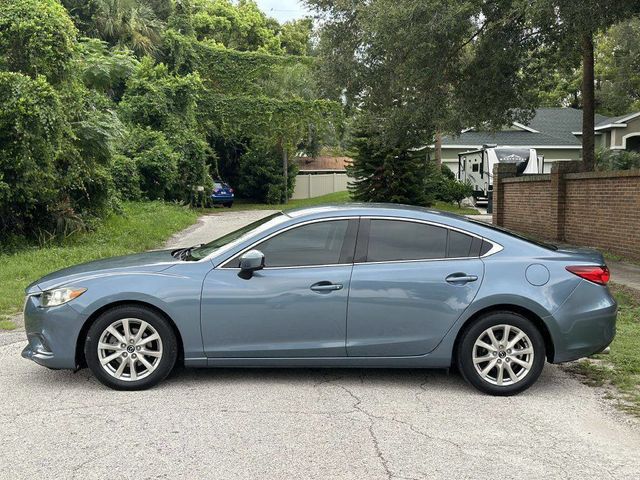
[27,249,180,293]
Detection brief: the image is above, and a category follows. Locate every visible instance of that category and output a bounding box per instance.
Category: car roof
[282,203,515,242]
[285,202,464,222]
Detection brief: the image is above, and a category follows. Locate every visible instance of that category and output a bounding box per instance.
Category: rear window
[468,220,558,251]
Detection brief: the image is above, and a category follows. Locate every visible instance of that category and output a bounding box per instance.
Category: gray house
[433,108,640,174]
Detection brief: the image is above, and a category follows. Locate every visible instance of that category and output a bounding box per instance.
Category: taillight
[566,265,610,285]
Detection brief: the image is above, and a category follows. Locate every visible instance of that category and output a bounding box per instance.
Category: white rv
[458,145,544,206]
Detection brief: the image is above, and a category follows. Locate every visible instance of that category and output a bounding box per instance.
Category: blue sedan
[210,180,234,207]
[22,204,616,395]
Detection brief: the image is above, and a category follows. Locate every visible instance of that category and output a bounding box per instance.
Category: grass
[0,201,197,329]
[202,191,480,215]
[0,320,16,331]
[567,283,640,416]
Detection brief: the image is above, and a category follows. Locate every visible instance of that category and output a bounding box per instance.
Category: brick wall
[493,163,640,261]
[502,177,553,240]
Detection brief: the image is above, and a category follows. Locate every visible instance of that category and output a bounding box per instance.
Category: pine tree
[347,114,429,206]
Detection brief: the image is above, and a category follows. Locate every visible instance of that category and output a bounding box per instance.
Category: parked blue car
[22,204,616,395]
[210,180,234,207]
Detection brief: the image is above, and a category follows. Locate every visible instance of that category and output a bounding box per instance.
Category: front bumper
[546,280,617,363]
[21,294,87,370]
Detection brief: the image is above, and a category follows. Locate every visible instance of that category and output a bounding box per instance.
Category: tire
[223,202,233,208]
[457,311,546,396]
[85,305,178,391]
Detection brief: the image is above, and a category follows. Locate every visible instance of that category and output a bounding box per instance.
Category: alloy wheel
[97,318,163,382]
[472,324,534,386]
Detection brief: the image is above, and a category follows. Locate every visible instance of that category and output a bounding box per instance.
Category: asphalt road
[2,210,640,480]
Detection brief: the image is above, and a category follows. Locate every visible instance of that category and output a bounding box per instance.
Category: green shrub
[122,128,179,200]
[237,147,297,204]
[595,147,640,171]
[0,72,63,238]
[444,178,474,208]
[170,129,215,203]
[111,154,142,200]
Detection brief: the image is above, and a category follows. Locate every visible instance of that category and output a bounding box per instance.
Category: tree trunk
[581,32,596,171]
[282,146,289,204]
[434,131,443,170]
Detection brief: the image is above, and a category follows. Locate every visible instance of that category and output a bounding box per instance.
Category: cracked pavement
[2,210,640,479]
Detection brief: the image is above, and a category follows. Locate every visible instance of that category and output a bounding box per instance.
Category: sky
[254,0,312,23]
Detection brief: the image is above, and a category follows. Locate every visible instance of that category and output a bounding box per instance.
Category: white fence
[292,173,350,199]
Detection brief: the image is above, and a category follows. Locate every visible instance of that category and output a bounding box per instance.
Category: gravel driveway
[2,210,640,480]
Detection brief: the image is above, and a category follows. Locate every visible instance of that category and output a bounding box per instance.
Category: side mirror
[238,249,265,278]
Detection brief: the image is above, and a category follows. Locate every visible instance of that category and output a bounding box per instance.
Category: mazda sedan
[22,204,616,395]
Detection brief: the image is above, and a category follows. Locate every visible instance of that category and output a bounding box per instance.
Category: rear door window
[366,220,448,262]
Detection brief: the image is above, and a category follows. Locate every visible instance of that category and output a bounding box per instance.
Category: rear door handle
[445,273,479,285]
[310,281,343,293]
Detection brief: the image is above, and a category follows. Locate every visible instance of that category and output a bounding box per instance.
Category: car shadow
[18,361,557,397]
[163,365,471,391]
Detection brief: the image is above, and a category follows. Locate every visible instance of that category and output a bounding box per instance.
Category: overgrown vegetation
[0,201,197,328]
[567,284,640,417]
[0,0,339,245]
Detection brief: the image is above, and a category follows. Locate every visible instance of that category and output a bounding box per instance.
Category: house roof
[440,108,617,149]
[295,156,352,172]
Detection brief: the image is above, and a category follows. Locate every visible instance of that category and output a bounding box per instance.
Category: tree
[530,1,640,170]
[190,0,282,53]
[0,0,77,85]
[308,0,542,203]
[596,19,640,116]
[89,0,165,56]
[346,114,430,206]
[279,18,313,56]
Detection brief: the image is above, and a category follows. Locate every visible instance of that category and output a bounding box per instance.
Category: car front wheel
[457,311,546,396]
[85,306,178,390]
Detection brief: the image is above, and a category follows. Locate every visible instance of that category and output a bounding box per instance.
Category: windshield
[468,219,558,251]
[189,212,285,260]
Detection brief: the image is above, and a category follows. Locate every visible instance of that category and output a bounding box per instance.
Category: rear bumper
[546,281,617,363]
[211,194,234,203]
[21,295,87,370]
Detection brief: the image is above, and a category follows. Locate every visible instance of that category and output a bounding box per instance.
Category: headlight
[40,288,87,308]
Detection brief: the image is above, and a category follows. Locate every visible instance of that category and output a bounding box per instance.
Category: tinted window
[253,220,351,268]
[366,220,447,262]
[447,231,474,258]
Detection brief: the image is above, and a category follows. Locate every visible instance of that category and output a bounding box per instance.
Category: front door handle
[310,281,343,293]
[445,273,479,285]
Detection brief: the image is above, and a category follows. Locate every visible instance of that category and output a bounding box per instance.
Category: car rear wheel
[457,311,546,396]
[85,306,178,391]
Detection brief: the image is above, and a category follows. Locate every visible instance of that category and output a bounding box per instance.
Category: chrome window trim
[216,215,503,270]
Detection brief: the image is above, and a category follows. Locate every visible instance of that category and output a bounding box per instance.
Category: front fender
[67,264,210,360]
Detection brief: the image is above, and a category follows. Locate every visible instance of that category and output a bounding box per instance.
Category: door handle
[310,281,343,292]
[445,273,479,285]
